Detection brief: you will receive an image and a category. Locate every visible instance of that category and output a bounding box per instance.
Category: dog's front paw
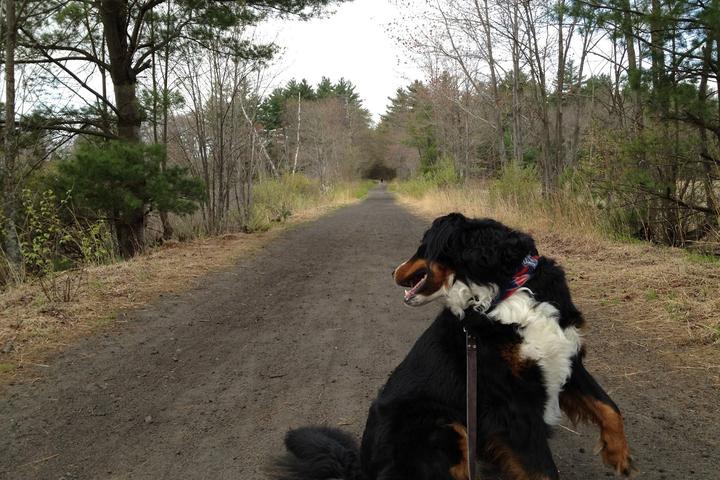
[595,434,637,477]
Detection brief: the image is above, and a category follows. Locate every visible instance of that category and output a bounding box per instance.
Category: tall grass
[171,175,374,237]
[247,175,373,232]
[391,156,460,199]
[394,163,613,241]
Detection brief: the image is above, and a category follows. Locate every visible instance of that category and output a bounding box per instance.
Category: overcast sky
[265,0,424,121]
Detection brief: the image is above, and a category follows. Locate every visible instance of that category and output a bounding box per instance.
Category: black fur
[271,213,631,480]
[273,427,361,480]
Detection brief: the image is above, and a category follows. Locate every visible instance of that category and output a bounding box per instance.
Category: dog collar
[486,254,540,311]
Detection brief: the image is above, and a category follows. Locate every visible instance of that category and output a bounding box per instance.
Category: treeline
[0,0,361,287]
[383,0,719,251]
[258,77,375,184]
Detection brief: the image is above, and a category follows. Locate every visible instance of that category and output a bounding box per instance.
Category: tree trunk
[115,212,145,258]
[621,0,643,133]
[698,40,719,234]
[98,0,139,139]
[649,0,668,115]
[522,1,554,193]
[569,26,591,168]
[100,0,145,256]
[159,0,174,241]
[482,0,506,166]
[510,1,523,165]
[2,0,22,274]
[554,1,566,181]
[292,92,301,174]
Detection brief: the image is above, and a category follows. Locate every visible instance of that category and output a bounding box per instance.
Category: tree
[54,141,203,257]
[171,27,271,233]
[6,0,346,256]
[2,0,22,273]
[407,0,508,167]
[576,0,720,245]
[279,78,372,184]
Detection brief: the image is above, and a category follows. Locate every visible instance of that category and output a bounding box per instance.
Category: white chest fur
[446,281,583,425]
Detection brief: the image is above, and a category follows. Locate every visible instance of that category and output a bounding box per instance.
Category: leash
[465,330,478,480]
[464,253,540,479]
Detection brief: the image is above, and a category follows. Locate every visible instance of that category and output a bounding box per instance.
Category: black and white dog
[271,213,635,479]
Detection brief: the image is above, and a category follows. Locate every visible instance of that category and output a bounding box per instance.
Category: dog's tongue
[404,275,427,301]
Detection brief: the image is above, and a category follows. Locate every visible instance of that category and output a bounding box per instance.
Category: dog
[271,213,635,479]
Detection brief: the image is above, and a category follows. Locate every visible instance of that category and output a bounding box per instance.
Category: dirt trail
[1,186,717,479]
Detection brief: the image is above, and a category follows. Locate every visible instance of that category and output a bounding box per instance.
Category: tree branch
[17,28,112,71]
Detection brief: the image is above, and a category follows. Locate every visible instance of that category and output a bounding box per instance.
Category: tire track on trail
[1,186,717,479]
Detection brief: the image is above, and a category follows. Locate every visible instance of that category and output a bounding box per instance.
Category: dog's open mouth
[400,269,428,302]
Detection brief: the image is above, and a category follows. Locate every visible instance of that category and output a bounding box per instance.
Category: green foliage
[379,81,442,173]
[18,188,115,277]
[247,174,322,230]
[424,155,460,186]
[54,141,204,226]
[393,155,460,198]
[15,187,116,301]
[350,180,375,199]
[488,164,541,206]
[19,189,74,276]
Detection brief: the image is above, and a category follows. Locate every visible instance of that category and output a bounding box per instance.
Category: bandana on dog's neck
[447,254,541,318]
[498,254,540,300]
[484,254,540,312]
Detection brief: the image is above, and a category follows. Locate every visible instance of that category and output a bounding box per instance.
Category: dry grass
[0,198,357,386]
[397,183,720,381]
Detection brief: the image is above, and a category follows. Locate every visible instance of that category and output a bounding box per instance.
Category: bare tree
[171,31,271,232]
[2,0,22,272]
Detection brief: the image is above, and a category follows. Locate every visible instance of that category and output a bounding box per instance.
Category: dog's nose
[391,268,395,278]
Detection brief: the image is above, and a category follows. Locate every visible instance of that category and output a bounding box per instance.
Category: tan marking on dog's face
[393,257,427,286]
[394,256,454,305]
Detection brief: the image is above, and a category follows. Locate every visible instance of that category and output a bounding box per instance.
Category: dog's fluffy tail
[269,426,362,480]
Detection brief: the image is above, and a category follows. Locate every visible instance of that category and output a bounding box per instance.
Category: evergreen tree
[54,142,203,257]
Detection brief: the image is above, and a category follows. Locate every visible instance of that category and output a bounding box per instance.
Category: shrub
[53,141,204,257]
[393,155,460,198]
[248,175,321,231]
[14,188,116,301]
[488,163,541,206]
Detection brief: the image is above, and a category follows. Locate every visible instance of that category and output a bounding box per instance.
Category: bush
[9,188,117,300]
[248,175,321,231]
[488,163,542,206]
[393,155,460,198]
[53,141,204,257]
[19,189,115,275]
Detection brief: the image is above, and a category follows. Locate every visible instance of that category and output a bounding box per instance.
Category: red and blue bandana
[494,254,541,304]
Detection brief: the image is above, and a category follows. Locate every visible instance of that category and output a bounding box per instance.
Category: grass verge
[0,180,372,387]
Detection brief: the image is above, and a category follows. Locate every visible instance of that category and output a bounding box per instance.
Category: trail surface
[1,187,717,479]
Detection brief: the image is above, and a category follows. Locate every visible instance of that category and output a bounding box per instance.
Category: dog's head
[393,213,536,308]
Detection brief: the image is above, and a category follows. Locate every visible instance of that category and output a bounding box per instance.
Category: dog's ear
[423,213,467,261]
